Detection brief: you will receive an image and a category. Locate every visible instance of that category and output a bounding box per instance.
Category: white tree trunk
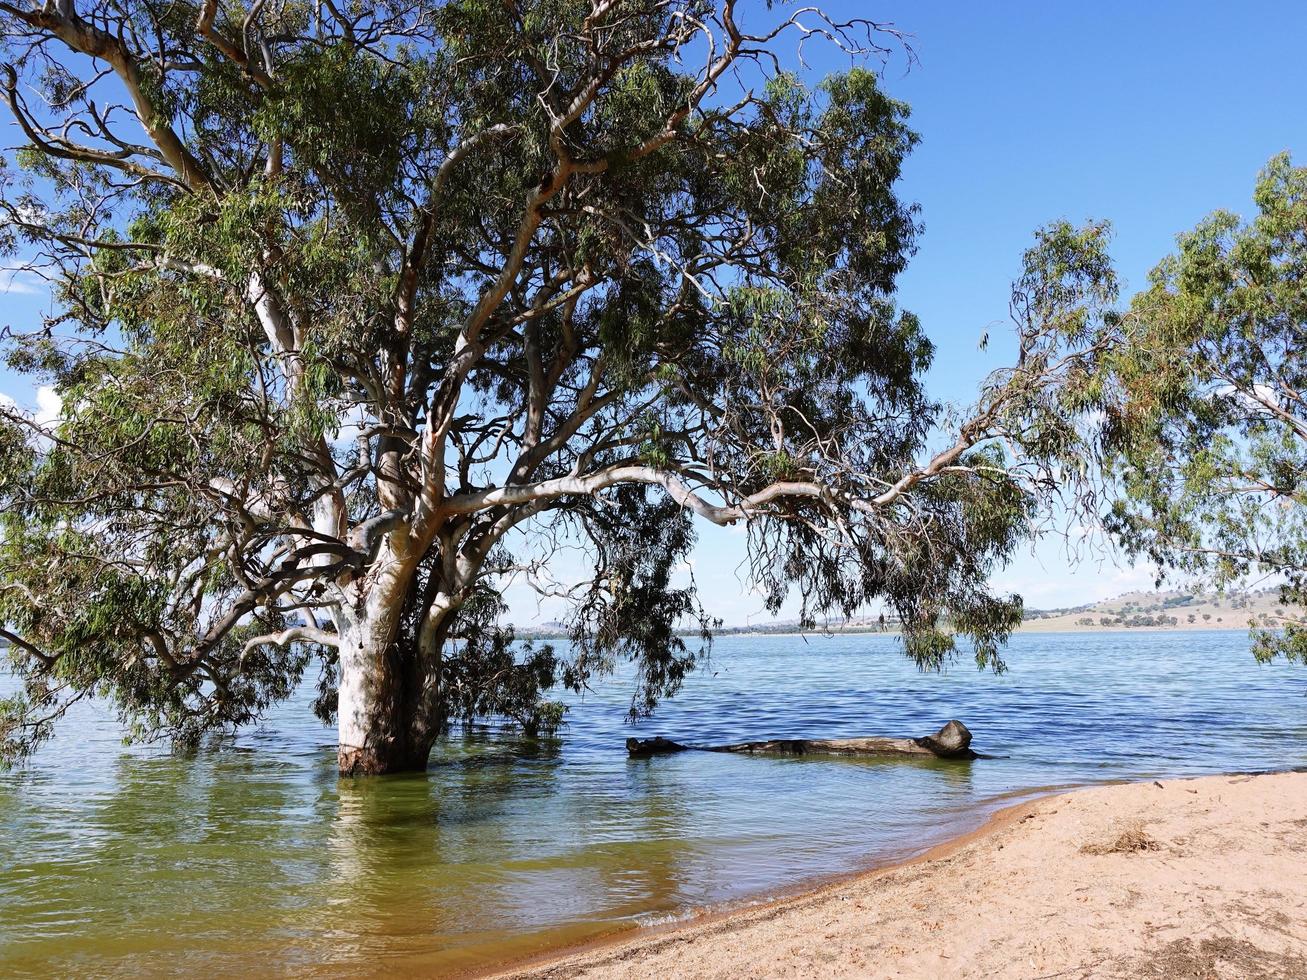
[334,587,434,776]
[336,625,376,772]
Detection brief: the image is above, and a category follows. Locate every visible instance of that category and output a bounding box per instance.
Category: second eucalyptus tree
[1085,156,1307,662]
[0,1,1095,773]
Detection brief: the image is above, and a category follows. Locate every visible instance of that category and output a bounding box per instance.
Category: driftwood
[626,720,979,760]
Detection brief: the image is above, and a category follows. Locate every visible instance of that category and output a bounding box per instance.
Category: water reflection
[2,631,1306,976]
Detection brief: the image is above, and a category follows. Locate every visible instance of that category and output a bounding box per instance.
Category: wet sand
[486,771,1307,979]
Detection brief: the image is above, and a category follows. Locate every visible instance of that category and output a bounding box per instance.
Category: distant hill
[1020,588,1296,633]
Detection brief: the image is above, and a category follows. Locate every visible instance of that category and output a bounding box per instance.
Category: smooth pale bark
[336,629,436,776]
[334,572,442,776]
[330,528,476,775]
[626,720,978,760]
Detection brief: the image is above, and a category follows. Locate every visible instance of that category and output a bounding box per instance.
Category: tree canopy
[1088,154,1307,663]
[0,1,1097,772]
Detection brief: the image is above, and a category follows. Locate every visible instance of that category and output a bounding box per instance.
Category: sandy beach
[490,771,1307,980]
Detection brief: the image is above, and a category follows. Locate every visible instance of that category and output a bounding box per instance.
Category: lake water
[2,630,1305,977]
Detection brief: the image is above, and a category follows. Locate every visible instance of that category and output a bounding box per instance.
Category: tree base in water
[337,742,433,776]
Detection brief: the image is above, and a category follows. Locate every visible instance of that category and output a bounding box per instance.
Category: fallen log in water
[626,720,979,760]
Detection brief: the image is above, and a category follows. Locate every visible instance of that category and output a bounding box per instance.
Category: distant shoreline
[514,620,1257,641]
[514,588,1292,641]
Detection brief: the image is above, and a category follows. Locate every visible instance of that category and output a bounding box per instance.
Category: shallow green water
[2,631,1305,977]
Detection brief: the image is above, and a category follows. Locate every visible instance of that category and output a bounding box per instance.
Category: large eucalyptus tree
[0,1,1096,774]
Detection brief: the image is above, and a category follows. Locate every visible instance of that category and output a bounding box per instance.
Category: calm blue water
[1,630,1304,977]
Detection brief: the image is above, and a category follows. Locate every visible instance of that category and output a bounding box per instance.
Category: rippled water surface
[2,630,1306,977]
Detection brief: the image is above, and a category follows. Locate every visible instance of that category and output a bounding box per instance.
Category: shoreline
[477,769,1307,980]
[468,786,1066,980]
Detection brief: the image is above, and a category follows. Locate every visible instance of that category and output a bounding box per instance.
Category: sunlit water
[2,630,1305,977]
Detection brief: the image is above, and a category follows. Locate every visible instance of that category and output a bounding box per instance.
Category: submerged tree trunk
[336,618,439,776]
[328,529,480,776]
[627,720,978,760]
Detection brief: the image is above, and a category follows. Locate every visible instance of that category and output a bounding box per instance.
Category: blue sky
[3,2,1305,625]
[616,1,1307,625]
[664,0,1307,626]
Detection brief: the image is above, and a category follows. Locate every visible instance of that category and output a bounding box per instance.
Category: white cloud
[0,387,61,447]
[1213,381,1285,415]
[1,269,46,296]
[13,203,47,225]
[332,404,367,448]
[34,386,61,427]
